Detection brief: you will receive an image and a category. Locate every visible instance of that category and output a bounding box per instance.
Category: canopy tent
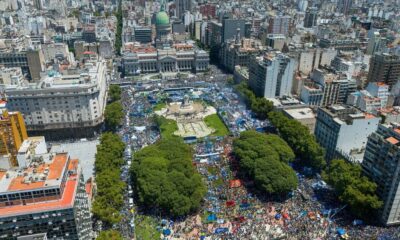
[163,229,171,236]
[207,214,217,222]
[229,179,242,188]
[239,203,250,209]
[337,228,346,236]
[134,126,146,132]
[226,200,235,207]
[214,228,229,234]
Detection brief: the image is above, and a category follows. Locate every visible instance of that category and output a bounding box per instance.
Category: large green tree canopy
[233,131,298,195]
[235,82,325,172]
[268,111,325,171]
[104,101,124,131]
[92,133,125,226]
[109,85,122,102]
[322,159,382,220]
[130,138,206,217]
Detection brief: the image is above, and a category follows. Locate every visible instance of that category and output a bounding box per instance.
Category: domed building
[155,5,171,40]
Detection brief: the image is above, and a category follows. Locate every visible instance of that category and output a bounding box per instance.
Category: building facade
[304,7,318,28]
[0,49,45,81]
[362,123,400,226]
[314,105,380,162]
[5,58,107,139]
[219,33,264,73]
[122,44,209,75]
[267,15,291,35]
[0,111,28,169]
[248,53,295,99]
[367,53,400,90]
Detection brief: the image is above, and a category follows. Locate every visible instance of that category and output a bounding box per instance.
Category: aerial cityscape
[0,0,399,239]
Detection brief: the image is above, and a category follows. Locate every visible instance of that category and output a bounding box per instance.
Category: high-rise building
[368,53,400,90]
[338,0,353,15]
[199,3,216,19]
[248,53,295,98]
[82,25,96,43]
[0,152,93,239]
[267,15,291,35]
[33,0,43,10]
[367,32,386,55]
[297,48,337,75]
[308,68,357,106]
[0,110,28,169]
[222,19,246,43]
[314,105,380,162]
[362,122,400,226]
[175,0,192,19]
[207,20,222,47]
[304,7,318,28]
[0,49,45,82]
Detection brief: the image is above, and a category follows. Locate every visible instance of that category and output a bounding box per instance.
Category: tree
[92,133,125,226]
[233,131,298,196]
[109,85,122,102]
[250,98,274,120]
[268,111,326,171]
[114,0,123,55]
[322,159,383,220]
[104,101,124,130]
[97,230,123,240]
[130,138,206,217]
[234,79,325,172]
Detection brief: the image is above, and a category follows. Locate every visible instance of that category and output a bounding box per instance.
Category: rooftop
[0,155,79,217]
[284,107,315,120]
[0,153,70,193]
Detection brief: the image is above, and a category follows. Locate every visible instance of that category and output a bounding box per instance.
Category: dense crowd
[160,137,400,240]
[123,82,400,240]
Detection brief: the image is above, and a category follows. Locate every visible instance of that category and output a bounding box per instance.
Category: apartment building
[0,110,28,169]
[362,122,400,226]
[248,52,295,99]
[314,105,380,162]
[368,53,400,90]
[0,152,93,239]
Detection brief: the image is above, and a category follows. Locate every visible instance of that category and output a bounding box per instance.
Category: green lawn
[135,215,160,240]
[153,102,166,111]
[159,118,178,139]
[204,114,229,137]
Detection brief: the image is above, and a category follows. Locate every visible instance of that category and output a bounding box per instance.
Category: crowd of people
[159,137,400,240]
[124,81,400,240]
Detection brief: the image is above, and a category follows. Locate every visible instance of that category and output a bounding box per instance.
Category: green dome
[156,11,169,25]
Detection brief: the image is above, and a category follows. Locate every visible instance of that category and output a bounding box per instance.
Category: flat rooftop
[50,140,99,181]
[0,158,79,217]
[284,107,315,120]
[0,153,69,193]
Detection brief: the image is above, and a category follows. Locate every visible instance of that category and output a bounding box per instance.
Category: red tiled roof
[386,137,399,145]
